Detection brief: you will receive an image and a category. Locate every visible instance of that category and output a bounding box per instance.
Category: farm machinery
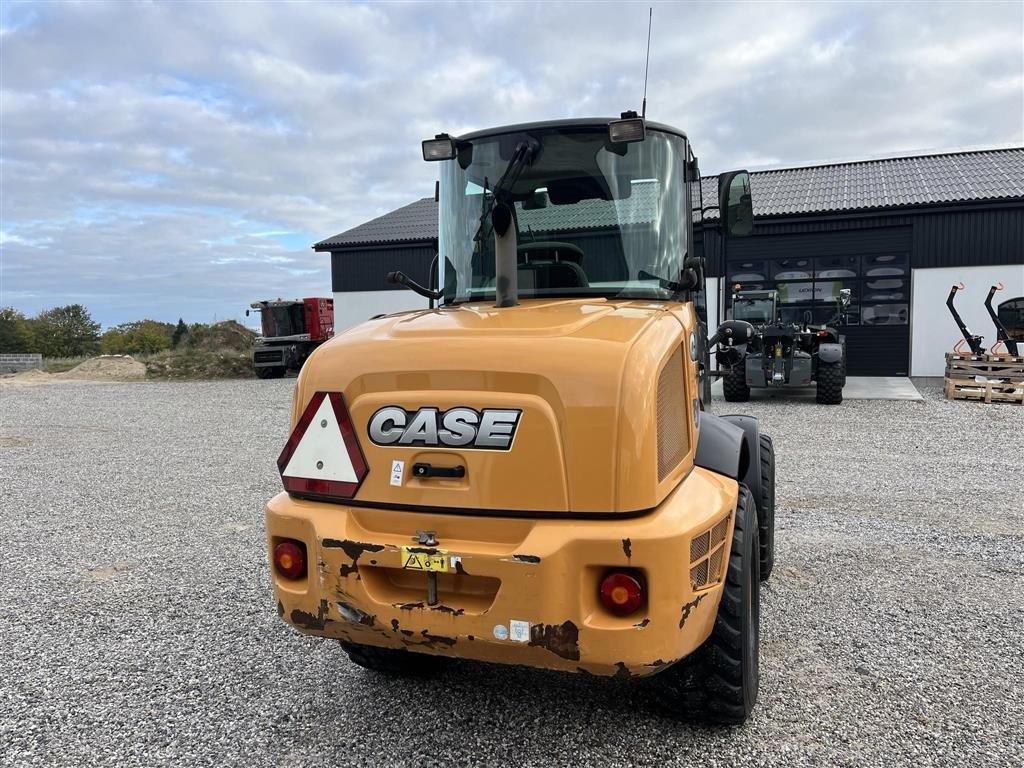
[247,297,334,378]
[720,286,850,404]
[264,113,779,724]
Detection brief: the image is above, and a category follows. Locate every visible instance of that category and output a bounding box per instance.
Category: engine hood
[289,299,699,515]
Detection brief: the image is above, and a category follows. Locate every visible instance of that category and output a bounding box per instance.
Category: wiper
[473,138,539,247]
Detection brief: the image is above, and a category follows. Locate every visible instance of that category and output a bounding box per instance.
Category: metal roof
[314,147,1024,250]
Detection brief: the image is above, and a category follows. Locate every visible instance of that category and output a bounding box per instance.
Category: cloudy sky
[2,0,1022,327]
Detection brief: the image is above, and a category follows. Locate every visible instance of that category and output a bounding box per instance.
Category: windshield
[437,127,689,304]
[733,296,777,325]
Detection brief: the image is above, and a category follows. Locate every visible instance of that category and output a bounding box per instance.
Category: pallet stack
[944,352,1024,405]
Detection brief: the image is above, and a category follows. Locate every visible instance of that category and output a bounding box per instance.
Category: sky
[1,0,1022,328]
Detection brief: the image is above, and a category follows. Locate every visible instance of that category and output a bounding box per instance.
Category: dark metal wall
[911,207,1024,268]
[330,244,436,292]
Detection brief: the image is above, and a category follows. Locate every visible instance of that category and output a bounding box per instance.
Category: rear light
[274,540,307,580]
[599,571,645,616]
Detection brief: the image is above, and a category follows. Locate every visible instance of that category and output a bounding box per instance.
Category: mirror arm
[386,270,442,300]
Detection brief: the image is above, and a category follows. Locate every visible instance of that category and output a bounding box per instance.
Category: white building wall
[333,290,434,334]
[910,264,1024,376]
[705,277,721,329]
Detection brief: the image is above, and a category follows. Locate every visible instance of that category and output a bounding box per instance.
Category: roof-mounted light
[609,112,645,144]
[422,133,456,161]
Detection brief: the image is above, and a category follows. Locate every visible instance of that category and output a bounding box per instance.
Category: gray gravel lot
[1,378,1022,767]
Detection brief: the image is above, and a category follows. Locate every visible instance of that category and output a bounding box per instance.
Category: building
[315,146,1024,377]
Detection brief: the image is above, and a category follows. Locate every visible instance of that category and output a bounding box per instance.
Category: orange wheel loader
[265,115,775,724]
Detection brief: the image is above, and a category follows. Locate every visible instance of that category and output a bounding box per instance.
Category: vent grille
[689,514,731,591]
[656,346,689,481]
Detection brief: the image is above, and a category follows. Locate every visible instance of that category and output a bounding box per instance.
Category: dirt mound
[62,355,147,381]
[190,320,256,352]
[145,349,254,380]
[0,369,57,387]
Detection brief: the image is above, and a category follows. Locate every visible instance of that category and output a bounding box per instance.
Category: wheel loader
[265,115,777,724]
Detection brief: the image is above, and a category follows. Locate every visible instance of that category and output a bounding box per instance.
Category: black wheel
[839,343,848,387]
[815,359,843,404]
[341,641,446,677]
[722,368,750,402]
[255,366,286,379]
[757,433,775,581]
[656,485,761,724]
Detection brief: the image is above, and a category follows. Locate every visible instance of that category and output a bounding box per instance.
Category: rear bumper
[266,466,737,678]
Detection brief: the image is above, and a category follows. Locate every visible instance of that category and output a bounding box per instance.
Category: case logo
[368,407,521,451]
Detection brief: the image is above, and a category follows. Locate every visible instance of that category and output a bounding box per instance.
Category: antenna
[641,7,653,119]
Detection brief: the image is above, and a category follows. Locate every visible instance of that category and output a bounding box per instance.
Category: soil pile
[63,355,147,381]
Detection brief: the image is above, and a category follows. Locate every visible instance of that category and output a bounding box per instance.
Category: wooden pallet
[944,352,1024,382]
[944,376,1024,405]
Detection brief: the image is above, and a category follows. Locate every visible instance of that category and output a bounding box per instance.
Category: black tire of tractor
[255,366,287,379]
[655,485,761,725]
[840,344,848,388]
[757,433,776,582]
[722,368,750,402]
[340,641,446,677]
[815,359,843,404]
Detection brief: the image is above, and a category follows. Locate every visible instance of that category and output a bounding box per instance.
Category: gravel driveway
[2,379,1022,767]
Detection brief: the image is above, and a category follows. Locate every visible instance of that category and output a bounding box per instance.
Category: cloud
[1,0,1021,326]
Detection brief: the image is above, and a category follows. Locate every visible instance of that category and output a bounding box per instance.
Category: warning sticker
[509,619,530,643]
[390,460,404,486]
[493,624,509,641]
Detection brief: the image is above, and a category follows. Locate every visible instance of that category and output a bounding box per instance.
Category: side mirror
[710,319,753,369]
[718,170,754,238]
[245,309,250,317]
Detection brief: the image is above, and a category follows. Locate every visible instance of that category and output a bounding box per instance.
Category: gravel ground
[1,379,1022,767]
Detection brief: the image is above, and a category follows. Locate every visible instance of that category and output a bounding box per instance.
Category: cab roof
[457,117,689,143]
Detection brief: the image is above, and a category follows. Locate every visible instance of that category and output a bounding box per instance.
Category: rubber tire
[340,641,445,677]
[840,344,848,388]
[815,359,843,404]
[656,485,761,724]
[255,366,286,379]
[757,433,776,582]
[722,368,750,402]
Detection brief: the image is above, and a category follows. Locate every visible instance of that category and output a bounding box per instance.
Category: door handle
[412,463,466,479]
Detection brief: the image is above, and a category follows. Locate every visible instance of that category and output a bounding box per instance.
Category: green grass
[41,356,89,373]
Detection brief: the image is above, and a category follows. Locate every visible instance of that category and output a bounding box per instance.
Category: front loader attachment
[984,283,1021,356]
[945,283,985,355]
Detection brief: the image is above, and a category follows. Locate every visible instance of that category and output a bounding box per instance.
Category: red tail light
[274,540,307,580]
[599,571,645,616]
[277,391,368,500]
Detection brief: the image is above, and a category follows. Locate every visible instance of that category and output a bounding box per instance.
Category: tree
[100,319,174,355]
[0,307,34,353]
[31,304,101,358]
[171,318,188,347]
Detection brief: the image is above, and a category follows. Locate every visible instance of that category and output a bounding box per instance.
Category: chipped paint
[613,662,632,679]
[290,599,330,630]
[622,538,632,558]
[323,539,385,577]
[337,601,375,627]
[390,619,400,632]
[431,605,465,616]
[397,601,425,611]
[634,617,650,629]
[678,593,707,629]
[454,560,468,576]
[277,601,284,617]
[512,554,541,564]
[528,620,580,661]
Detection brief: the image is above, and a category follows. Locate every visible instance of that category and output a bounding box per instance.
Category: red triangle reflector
[277,391,368,499]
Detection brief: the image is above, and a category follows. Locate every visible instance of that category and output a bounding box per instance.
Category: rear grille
[656,346,689,481]
[254,350,284,364]
[689,515,730,591]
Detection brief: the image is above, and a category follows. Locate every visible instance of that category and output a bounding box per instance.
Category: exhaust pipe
[492,202,518,308]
